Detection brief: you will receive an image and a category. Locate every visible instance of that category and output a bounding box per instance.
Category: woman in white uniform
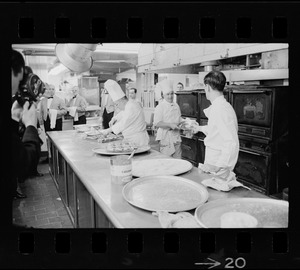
[100,79,149,147]
[153,80,183,158]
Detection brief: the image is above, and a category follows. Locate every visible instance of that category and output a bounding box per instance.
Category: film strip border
[3,229,298,268]
[2,1,300,269]
[3,2,294,42]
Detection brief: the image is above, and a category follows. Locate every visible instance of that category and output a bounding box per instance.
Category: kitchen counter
[47,130,268,228]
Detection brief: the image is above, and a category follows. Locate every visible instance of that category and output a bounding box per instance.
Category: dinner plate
[122,175,209,212]
[132,158,193,177]
[92,145,151,156]
[194,198,288,228]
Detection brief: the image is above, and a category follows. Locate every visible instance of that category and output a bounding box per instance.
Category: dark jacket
[11,119,40,190]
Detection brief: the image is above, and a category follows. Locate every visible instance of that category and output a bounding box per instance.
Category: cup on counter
[110,155,132,185]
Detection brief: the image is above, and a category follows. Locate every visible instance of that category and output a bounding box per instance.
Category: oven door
[234,148,274,195]
[181,136,199,166]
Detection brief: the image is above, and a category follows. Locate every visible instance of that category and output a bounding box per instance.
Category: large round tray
[92,145,151,156]
[132,158,193,177]
[122,175,209,212]
[194,198,288,228]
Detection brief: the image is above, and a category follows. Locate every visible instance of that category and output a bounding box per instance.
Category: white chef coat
[153,99,182,155]
[201,95,239,170]
[111,100,149,147]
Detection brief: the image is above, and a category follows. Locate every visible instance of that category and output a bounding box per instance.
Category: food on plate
[178,117,199,130]
[106,141,137,153]
[220,211,258,228]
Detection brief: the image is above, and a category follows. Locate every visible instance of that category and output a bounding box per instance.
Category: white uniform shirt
[202,95,239,169]
[111,100,149,147]
[153,99,181,143]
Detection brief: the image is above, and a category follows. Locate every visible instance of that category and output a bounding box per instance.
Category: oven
[176,90,201,123]
[228,85,288,141]
[234,134,288,195]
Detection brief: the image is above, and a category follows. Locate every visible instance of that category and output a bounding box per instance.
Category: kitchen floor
[12,134,159,228]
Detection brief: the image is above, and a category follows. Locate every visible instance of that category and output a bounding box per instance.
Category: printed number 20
[225,257,246,268]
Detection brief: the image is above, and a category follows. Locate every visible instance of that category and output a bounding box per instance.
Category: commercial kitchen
[12,43,289,229]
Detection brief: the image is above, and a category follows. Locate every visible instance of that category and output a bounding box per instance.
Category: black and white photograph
[11,43,289,229]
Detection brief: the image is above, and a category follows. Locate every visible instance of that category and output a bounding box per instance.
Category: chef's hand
[191,125,203,133]
[109,117,117,127]
[169,123,179,130]
[100,128,111,136]
[202,164,221,173]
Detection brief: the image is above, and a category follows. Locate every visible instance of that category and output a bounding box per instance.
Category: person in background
[11,50,40,202]
[100,86,115,129]
[153,80,183,158]
[40,84,67,132]
[177,82,184,91]
[192,71,239,181]
[66,85,88,125]
[128,87,143,107]
[100,79,149,147]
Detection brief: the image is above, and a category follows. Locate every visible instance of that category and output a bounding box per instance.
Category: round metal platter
[122,175,209,212]
[132,158,193,177]
[92,145,151,156]
[194,197,288,228]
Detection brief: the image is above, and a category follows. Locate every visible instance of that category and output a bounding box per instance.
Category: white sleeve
[111,104,136,135]
[153,104,164,126]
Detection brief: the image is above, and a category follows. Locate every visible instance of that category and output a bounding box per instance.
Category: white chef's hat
[104,79,125,102]
[160,79,174,95]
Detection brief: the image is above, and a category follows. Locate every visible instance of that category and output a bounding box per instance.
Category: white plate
[194,198,289,228]
[132,158,193,177]
[92,145,151,156]
[122,175,209,212]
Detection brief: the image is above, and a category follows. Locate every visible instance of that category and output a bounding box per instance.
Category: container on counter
[110,155,132,185]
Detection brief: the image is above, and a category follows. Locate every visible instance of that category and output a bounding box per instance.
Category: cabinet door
[94,202,114,228]
[181,137,198,165]
[66,165,76,226]
[56,153,67,205]
[48,139,54,177]
[76,175,94,228]
[197,138,206,164]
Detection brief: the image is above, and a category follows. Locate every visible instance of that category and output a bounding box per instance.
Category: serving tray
[132,158,193,177]
[194,197,288,228]
[122,175,209,212]
[92,145,151,156]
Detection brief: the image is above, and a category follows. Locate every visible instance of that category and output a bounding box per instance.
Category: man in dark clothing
[11,50,40,201]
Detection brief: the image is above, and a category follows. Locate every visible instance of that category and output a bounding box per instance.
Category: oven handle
[231,90,267,94]
[239,148,265,156]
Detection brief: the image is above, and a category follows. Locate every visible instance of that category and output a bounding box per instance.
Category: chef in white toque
[99,79,149,147]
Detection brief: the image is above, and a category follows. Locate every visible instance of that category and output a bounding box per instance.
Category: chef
[99,79,149,147]
[192,71,239,181]
[153,79,183,158]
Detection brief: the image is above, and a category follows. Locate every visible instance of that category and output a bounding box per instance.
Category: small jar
[110,155,132,185]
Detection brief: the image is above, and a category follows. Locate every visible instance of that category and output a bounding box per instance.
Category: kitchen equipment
[122,175,209,212]
[110,155,132,185]
[228,85,288,141]
[128,147,138,160]
[92,145,151,156]
[194,197,288,228]
[132,158,193,177]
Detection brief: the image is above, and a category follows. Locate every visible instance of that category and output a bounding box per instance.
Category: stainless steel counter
[47,130,268,228]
